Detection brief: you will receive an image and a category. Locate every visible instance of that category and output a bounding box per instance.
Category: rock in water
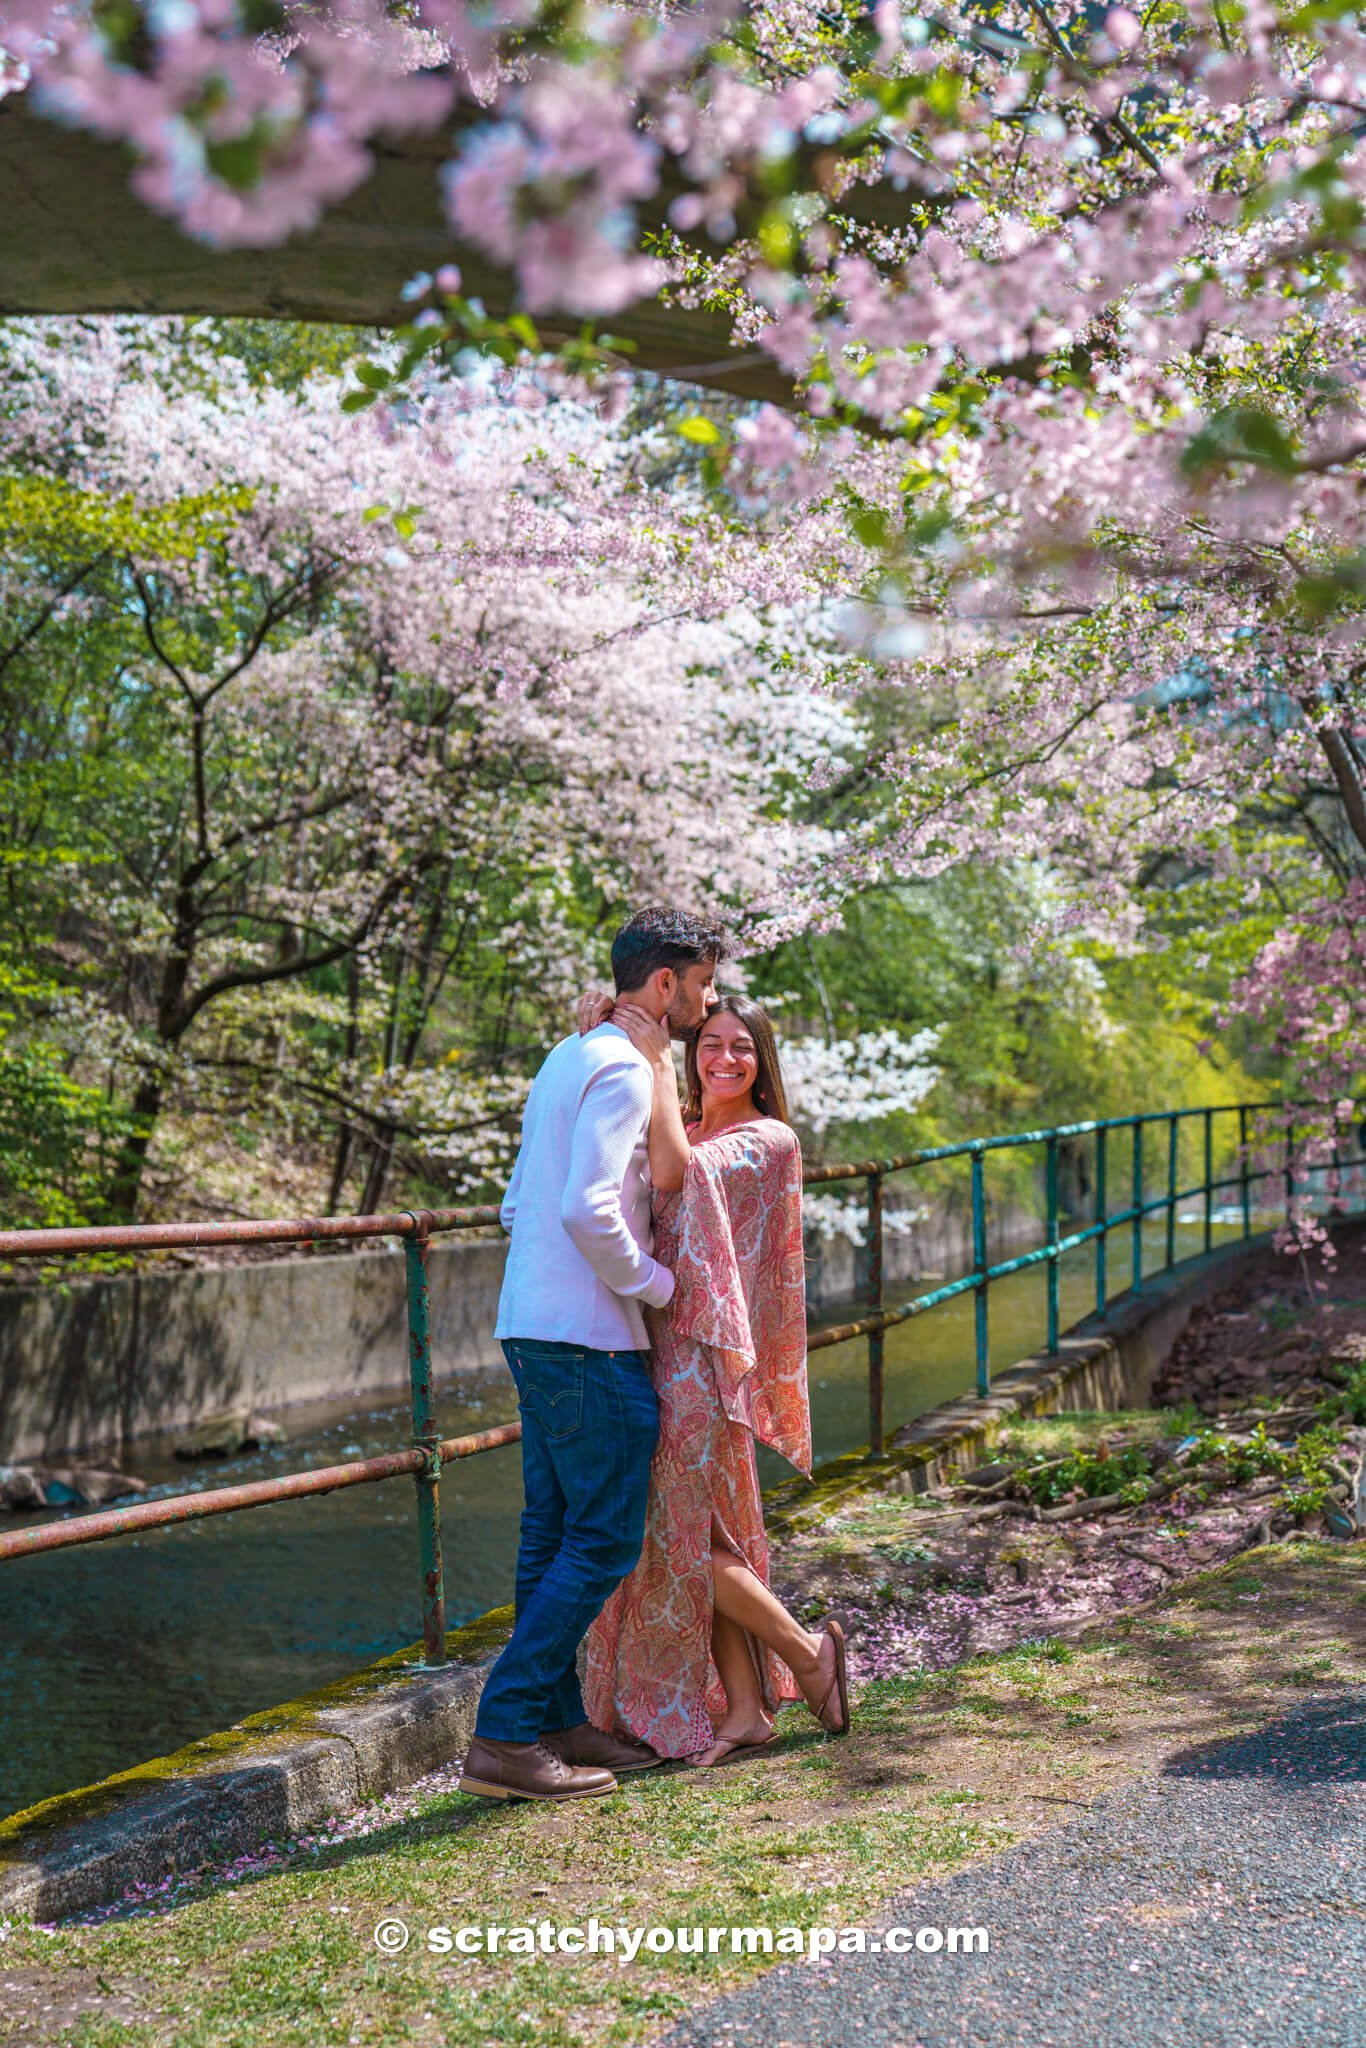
[0,1465,48,1509]
[174,1407,253,1459]
[173,1407,286,1459]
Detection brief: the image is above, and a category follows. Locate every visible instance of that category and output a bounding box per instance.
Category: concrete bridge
[0,94,804,406]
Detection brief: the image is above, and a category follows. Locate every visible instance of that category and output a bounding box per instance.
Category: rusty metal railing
[2,1100,1362,1662]
[0,1205,503,1667]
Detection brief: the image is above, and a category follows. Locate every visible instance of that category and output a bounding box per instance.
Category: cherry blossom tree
[0,319,864,1220]
[7,8,1358,891]
[804,256,1366,1139]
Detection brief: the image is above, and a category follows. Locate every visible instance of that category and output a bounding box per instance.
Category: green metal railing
[1,1099,1361,1664]
[803,1099,1366,1455]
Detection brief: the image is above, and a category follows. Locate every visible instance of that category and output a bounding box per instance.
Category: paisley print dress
[583,1117,811,1758]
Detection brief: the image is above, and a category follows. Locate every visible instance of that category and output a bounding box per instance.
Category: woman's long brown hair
[682,994,791,1127]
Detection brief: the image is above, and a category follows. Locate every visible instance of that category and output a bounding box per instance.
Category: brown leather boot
[541,1722,663,1772]
[457,1735,618,1802]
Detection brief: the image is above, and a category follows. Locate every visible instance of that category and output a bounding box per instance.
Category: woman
[577,989,850,1768]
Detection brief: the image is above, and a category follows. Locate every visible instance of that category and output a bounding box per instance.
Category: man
[459,905,729,1801]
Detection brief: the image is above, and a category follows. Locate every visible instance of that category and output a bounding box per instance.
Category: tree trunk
[358,1126,395,1216]
[324,954,362,1213]
[1315,726,1366,858]
[326,1123,355,1216]
[105,1071,163,1222]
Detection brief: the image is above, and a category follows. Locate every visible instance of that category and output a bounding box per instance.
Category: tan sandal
[808,1620,850,1735]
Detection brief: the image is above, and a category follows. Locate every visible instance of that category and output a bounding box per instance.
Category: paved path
[662,1686,1366,2048]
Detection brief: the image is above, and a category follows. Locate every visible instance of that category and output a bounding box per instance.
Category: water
[0,1214,1252,1820]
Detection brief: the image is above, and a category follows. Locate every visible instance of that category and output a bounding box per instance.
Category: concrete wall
[0,1237,508,1464]
[0,1184,1043,1465]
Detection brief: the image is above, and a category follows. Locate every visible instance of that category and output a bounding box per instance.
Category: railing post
[404,1217,446,1668]
[1095,1123,1108,1315]
[1239,1103,1251,1238]
[866,1171,884,1455]
[1045,1134,1059,1354]
[1165,1114,1178,1269]
[1131,1119,1143,1295]
[1204,1106,1214,1251]
[971,1146,989,1396]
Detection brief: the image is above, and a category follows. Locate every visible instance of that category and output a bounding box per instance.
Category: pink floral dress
[583,1116,811,1758]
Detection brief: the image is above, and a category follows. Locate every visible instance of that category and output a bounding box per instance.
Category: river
[0,1214,1250,1820]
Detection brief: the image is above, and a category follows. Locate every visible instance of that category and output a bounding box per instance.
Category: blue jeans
[474,1338,659,1743]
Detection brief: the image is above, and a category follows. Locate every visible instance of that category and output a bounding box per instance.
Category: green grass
[995,1408,1200,1458]
[6,1620,1160,2045]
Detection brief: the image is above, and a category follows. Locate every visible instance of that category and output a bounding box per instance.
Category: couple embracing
[458,906,851,1802]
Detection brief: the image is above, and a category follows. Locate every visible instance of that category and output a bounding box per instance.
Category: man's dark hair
[611,905,733,995]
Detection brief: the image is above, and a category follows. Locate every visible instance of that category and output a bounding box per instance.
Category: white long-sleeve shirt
[494,1023,675,1350]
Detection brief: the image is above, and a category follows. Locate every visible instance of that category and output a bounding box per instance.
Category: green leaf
[907,505,953,546]
[677,416,725,446]
[1180,406,1298,480]
[506,314,542,352]
[203,135,266,193]
[756,204,796,269]
[1281,0,1361,28]
[923,67,964,120]
[354,362,391,392]
[849,505,891,551]
[341,390,378,413]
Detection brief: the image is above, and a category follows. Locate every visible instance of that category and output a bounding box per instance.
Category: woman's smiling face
[695,1010,759,1110]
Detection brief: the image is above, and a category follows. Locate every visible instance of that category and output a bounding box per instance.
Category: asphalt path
[662,1686,1366,2048]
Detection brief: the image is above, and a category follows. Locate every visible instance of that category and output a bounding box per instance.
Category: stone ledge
[0,1606,511,1923]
